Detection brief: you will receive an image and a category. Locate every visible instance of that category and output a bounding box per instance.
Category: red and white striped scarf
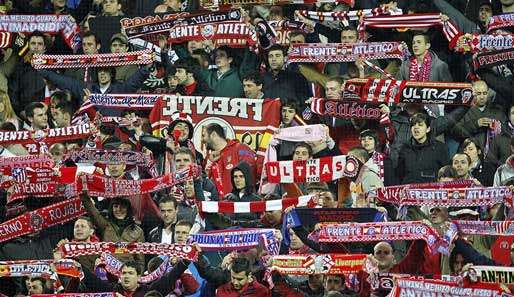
[409,52,432,81]
[360,13,461,48]
[197,195,316,213]
[270,254,369,275]
[389,277,510,297]
[168,21,257,48]
[31,50,154,69]
[296,7,401,23]
[487,13,514,33]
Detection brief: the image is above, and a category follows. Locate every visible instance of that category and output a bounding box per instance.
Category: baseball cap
[111,33,128,45]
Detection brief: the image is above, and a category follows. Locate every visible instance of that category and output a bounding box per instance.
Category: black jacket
[8,60,46,116]
[263,70,311,111]
[396,138,450,184]
[224,162,261,222]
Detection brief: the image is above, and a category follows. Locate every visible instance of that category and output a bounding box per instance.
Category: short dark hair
[50,91,72,105]
[147,256,164,273]
[170,58,198,77]
[55,101,74,117]
[412,32,430,44]
[438,165,458,180]
[282,100,298,112]
[28,31,46,46]
[159,196,178,209]
[231,257,251,275]
[205,123,226,139]
[341,25,358,34]
[176,220,193,230]
[25,102,46,119]
[289,31,306,40]
[75,216,95,230]
[409,112,430,128]
[294,142,313,157]
[459,138,483,159]
[121,260,141,275]
[216,45,234,60]
[242,71,263,86]
[82,31,101,45]
[174,147,195,162]
[267,44,286,57]
[453,153,472,165]
[326,76,345,86]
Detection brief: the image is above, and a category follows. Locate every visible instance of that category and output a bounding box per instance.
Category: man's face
[201,129,214,150]
[29,36,45,55]
[289,34,305,44]
[412,35,430,57]
[30,107,48,130]
[501,0,514,6]
[360,136,376,153]
[98,69,112,85]
[53,108,69,128]
[268,49,285,72]
[173,122,190,142]
[510,106,514,125]
[374,242,394,270]
[73,218,93,241]
[341,30,358,44]
[103,0,121,15]
[82,36,99,55]
[165,0,182,11]
[324,275,344,292]
[281,106,296,125]
[289,229,304,250]
[174,225,191,244]
[175,153,193,170]
[110,40,127,53]
[159,201,177,226]
[325,81,341,100]
[215,50,231,69]
[231,270,250,291]
[120,266,139,291]
[452,154,470,178]
[429,207,448,224]
[112,202,128,220]
[187,41,202,54]
[473,81,489,107]
[293,146,310,161]
[52,0,66,9]
[243,79,262,99]
[411,121,430,143]
[175,68,189,85]
[463,142,480,163]
[478,5,493,24]
[263,210,282,225]
[28,280,44,295]
[107,162,126,178]
[233,169,246,190]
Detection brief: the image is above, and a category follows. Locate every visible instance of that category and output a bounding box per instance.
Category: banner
[487,13,514,33]
[188,228,278,254]
[199,0,354,10]
[270,254,368,275]
[121,9,242,39]
[343,78,473,105]
[0,198,85,243]
[61,242,198,261]
[0,123,91,146]
[64,149,154,167]
[287,42,408,64]
[472,48,514,69]
[7,167,61,203]
[389,277,510,297]
[0,155,54,171]
[168,21,257,48]
[149,96,281,158]
[264,155,361,183]
[473,266,514,285]
[32,293,116,297]
[83,93,159,110]
[77,165,200,197]
[0,14,80,51]
[311,221,450,255]
[375,185,512,208]
[198,195,315,213]
[296,7,402,22]
[0,259,82,278]
[31,50,154,69]
[310,98,382,120]
[448,220,514,238]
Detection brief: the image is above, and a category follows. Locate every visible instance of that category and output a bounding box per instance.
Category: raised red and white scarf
[456,34,514,53]
[343,78,474,105]
[265,155,361,183]
[487,13,514,33]
[408,52,432,81]
[188,228,278,253]
[197,195,315,213]
[270,254,369,275]
[0,198,85,243]
[0,32,12,48]
[199,0,354,10]
[99,253,171,284]
[0,260,81,278]
[0,123,92,145]
[472,47,514,69]
[389,277,510,297]
[0,154,54,171]
[311,221,450,255]
[5,167,62,203]
[374,184,512,208]
[31,294,116,297]
[310,98,382,120]
[78,94,160,113]
[448,220,514,240]
[0,14,81,51]
[168,21,257,48]
[296,7,401,23]
[64,149,155,169]
[61,242,198,260]
[31,50,154,69]
[287,42,408,64]
[360,13,461,48]
[122,9,242,39]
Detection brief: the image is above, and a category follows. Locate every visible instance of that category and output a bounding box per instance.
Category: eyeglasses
[429,208,442,214]
[375,250,391,255]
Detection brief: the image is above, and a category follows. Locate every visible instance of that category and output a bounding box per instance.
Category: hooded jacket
[493,155,514,186]
[224,162,261,222]
[80,194,146,273]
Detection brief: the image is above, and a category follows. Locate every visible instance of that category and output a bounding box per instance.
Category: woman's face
[463,142,480,163]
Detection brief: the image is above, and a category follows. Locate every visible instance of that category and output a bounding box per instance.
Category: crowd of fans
[1,0,514,296]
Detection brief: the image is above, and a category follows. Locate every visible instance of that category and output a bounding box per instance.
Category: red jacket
[215,281,271,297]
[210,140,256,196]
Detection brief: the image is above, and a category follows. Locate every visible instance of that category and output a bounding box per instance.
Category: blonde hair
[0,91,18,122]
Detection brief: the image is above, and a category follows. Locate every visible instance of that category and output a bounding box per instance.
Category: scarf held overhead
[296,7,402,23]
[472,47,514,70]
[310,98,382,120]
[198,195,315,213]
[31,50,154,69]
[487,13,514,33]
[199,0,354,10]
[265,155,361,183]
[287,42,408,64]
[168,21,257,48]
[343,78,473,105]
[456,34,514,53]
[188,228,278,254]
[0,123,91,146]
[270,254,368,275]
[311,221,450,255]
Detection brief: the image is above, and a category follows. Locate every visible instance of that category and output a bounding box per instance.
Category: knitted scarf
[31,50,154,69]
[456,34,514,53]
[310,98,382,120]
[409,52,432,81]
[270,254,369,275]
[296,6,401,24]
[472,47,514,70]
[389,277,510,297]
[487,13,514,33]
[199,0,354,10]
[168,21,258,48]
[0,123,91,145]
[197,195,315,213]
[188,228,279,254]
